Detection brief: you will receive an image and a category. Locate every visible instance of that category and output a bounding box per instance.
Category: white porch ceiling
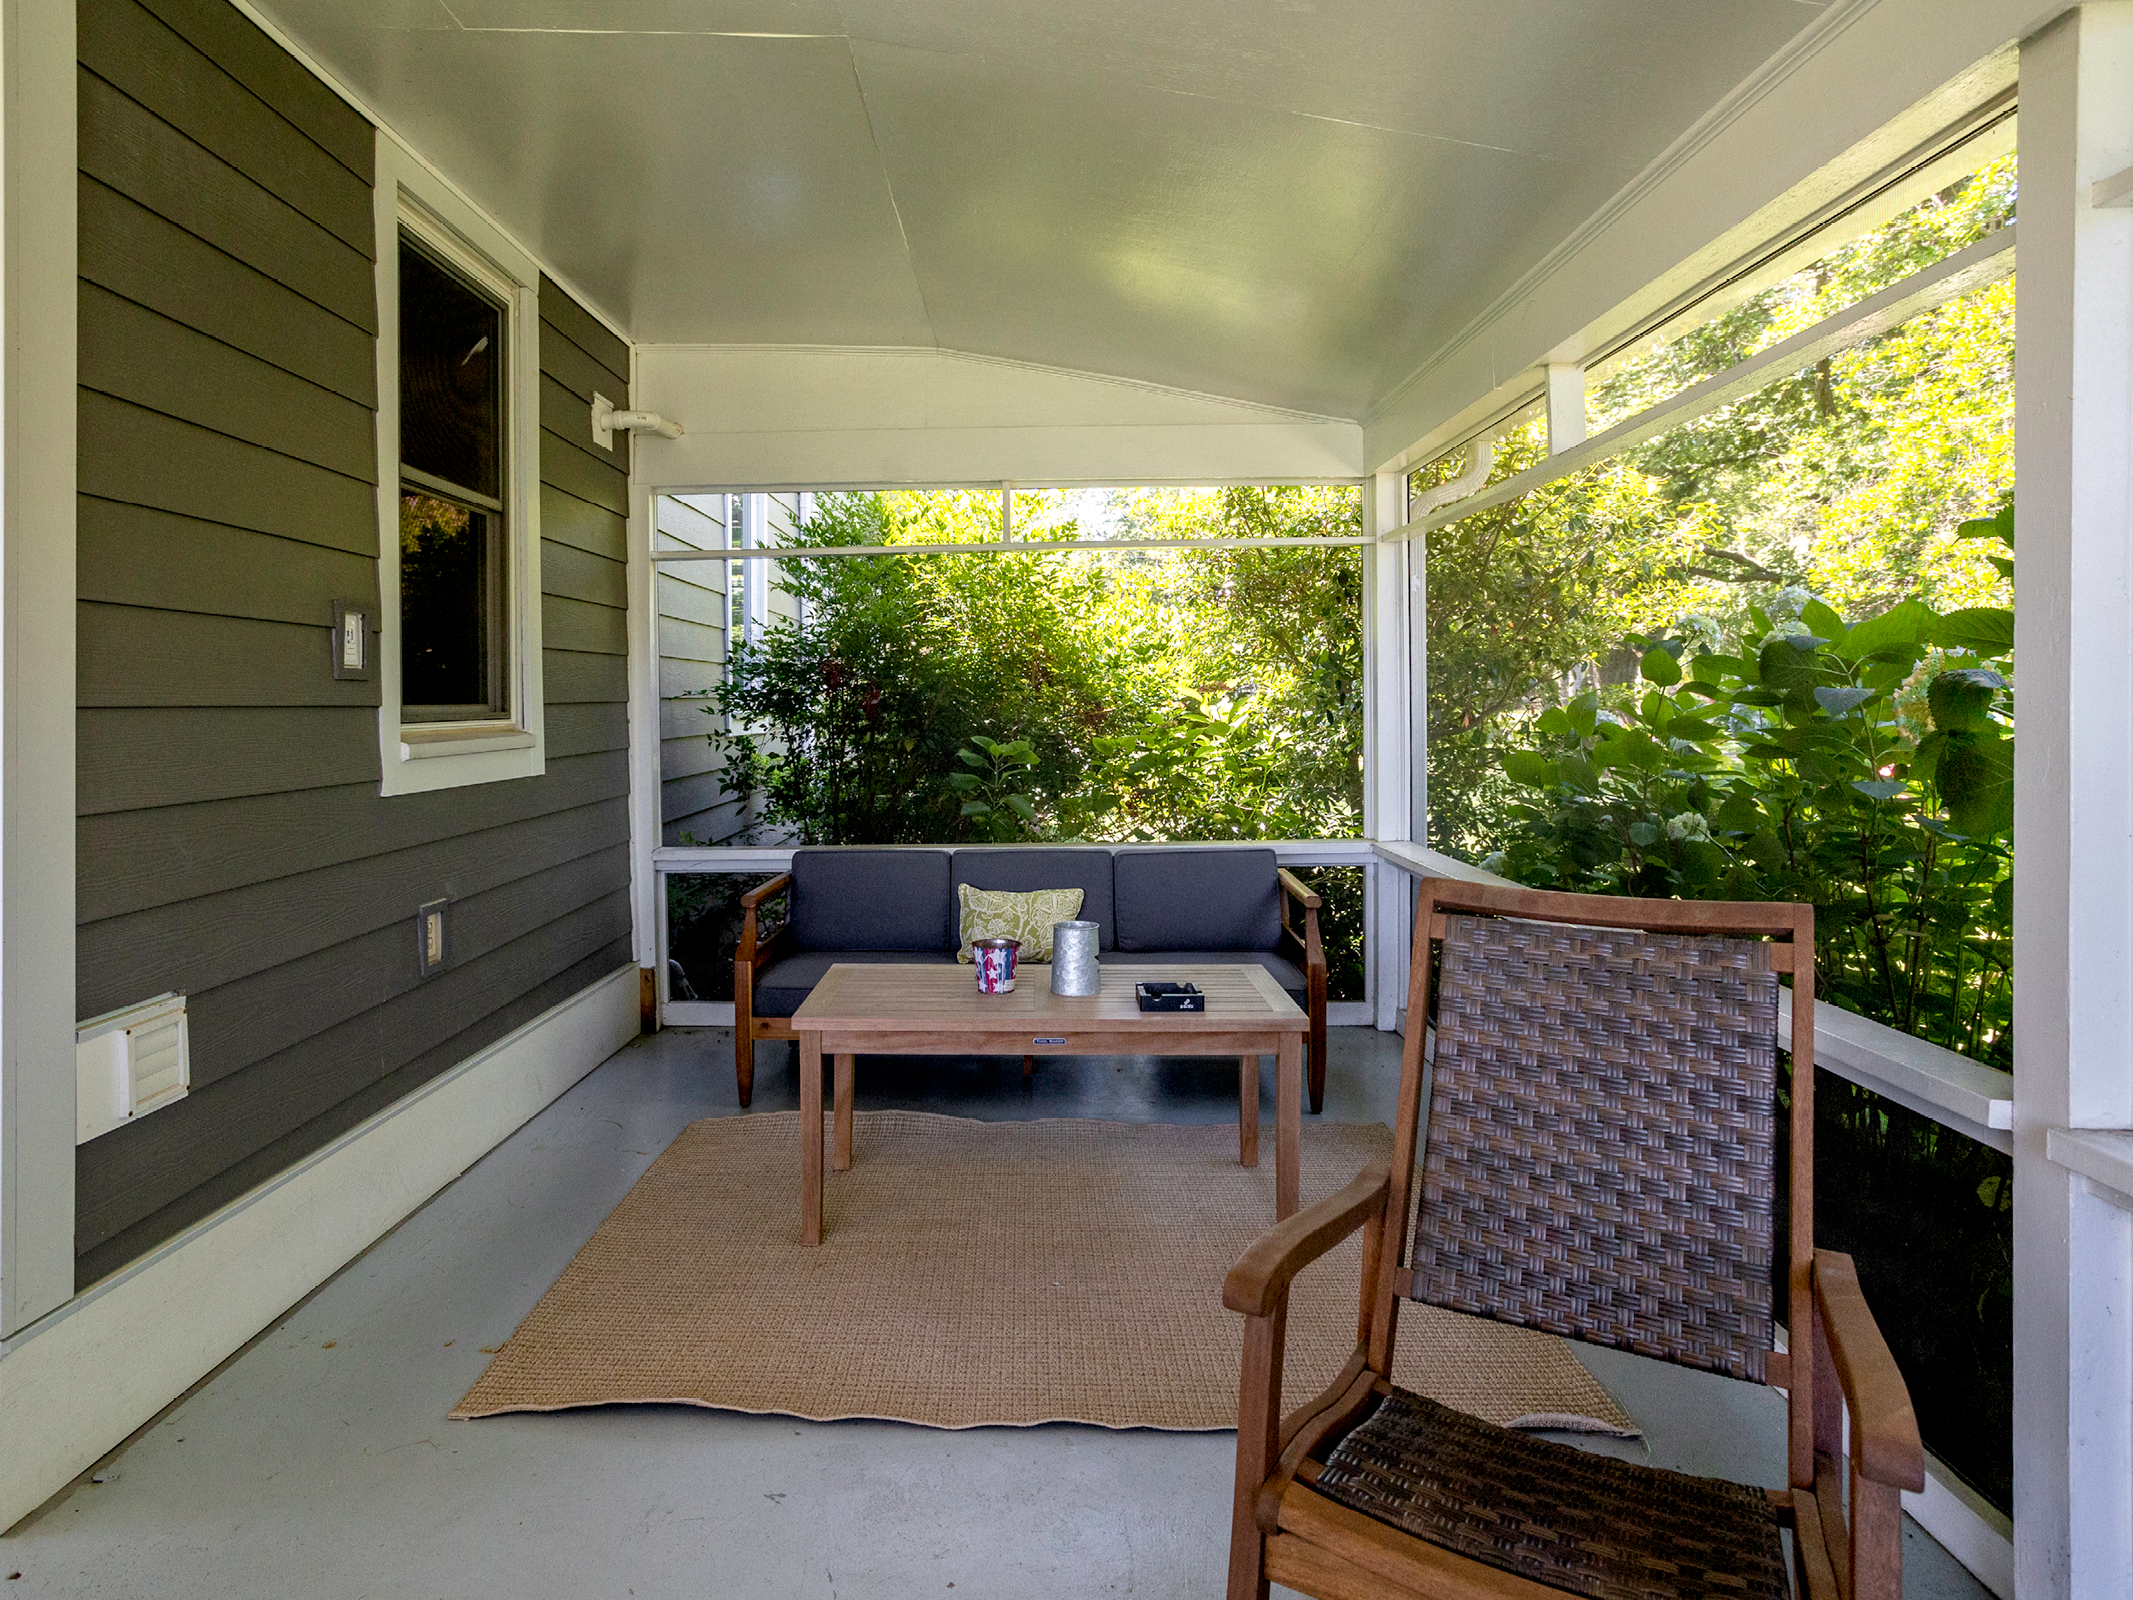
[255,0,1825,420]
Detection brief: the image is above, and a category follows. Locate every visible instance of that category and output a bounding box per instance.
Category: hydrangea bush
[1487,504,2014,1067]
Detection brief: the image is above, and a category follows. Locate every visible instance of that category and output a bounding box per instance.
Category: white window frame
[371,132,546,796]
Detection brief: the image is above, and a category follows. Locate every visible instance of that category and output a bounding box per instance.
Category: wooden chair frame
[1221,876,1924,1600]
[730,864,1329,1110]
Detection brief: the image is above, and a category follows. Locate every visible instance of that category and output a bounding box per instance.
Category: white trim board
[372,130,549,797]
[1,0,83,1339]
[1909,1452,2015,1600]
[630,345,1365,489]
[0,965,640,1532]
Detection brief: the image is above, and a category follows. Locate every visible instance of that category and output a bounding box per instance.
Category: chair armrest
[1276,870,1328,978]
[735,874,795,976]
[1814,1249,1924,1491]
[1224,1163,1390,1316]
[741,871,793,911]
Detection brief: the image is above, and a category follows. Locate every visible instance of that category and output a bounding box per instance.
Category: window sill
[399,725,537,760]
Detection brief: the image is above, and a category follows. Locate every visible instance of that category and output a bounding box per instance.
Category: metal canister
[972,937,1019,994]
[1049,920,1100,996]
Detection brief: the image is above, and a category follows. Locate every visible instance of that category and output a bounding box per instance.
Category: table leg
[1276,1032,1301,1220]
[800,1034,824,1246]
[1238,1054,1260,1168]
[833,1053,855,1171]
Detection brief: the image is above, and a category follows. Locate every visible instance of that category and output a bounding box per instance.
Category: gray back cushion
[790,849,954,952]
[951,848,1117,950]
[1114,848,1281,951]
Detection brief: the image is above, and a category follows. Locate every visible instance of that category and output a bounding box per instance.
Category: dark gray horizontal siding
[75,900,631,1267]
[81,390,376,555]
[132,0,372,180]
[546,700,629,760]
[543,482,626,562]
[79,798,630,1019]
[80,283,375,481]
[538,321,628,409]
[665,787,749,847]
[75,0,636,1286]
[540,274,628,382]
[80,750,631,922]
[544,592,626,656]
[81,0,371,252]
[540,372,630,476]
[80,499,380,623]
[543,539,626,610]
[81,178,373,405]
[178,839,630,1091]
[661,736,721,783]
[80,707,379,813]
[540,430,628,516]
[80,603,380,708]
[546,648,629,704]
[80,67,373,332]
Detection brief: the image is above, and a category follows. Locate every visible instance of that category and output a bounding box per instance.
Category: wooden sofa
[733,846,1329,1111]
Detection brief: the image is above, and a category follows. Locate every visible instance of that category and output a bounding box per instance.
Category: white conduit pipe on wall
[1405,434,1497,522]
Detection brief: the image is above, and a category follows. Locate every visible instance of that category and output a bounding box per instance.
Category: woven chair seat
[1313,1388,1788,1600]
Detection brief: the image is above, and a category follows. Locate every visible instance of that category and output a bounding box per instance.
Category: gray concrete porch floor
[4,1026,1989,1600]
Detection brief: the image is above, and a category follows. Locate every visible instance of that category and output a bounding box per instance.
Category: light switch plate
[417,898,450,978]
[331,599,371,680]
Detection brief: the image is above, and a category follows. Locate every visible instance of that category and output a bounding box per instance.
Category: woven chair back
[1407,913,1781,1382]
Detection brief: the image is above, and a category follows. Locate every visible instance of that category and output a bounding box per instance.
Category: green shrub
[1488,505,2013,1066]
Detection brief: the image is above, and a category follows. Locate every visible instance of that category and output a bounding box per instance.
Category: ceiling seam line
[840,35,942,358]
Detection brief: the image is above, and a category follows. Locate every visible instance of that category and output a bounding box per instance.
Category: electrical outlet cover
[417,898,450,977]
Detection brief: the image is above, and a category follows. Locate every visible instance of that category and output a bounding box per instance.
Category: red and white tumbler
[972,937,1020,994]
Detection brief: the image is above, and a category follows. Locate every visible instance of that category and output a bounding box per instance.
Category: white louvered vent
[76,994,190,1144]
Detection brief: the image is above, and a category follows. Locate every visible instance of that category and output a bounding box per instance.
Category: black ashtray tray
[1135,981,1205,1013]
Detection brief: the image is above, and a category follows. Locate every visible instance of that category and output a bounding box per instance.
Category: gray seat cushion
[1114,848,1281,952]
[951,847,1117,950]
[789,848,954,953]
[1102,949,1307,1009]
[754,950,960,1018]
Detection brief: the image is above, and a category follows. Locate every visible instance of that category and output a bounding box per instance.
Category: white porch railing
[1367,840,2017,1147]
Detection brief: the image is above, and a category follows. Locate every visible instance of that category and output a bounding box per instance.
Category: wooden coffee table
[790,962,1309,1245]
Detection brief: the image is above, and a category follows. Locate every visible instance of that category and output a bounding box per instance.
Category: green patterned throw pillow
[956,884,1085,963]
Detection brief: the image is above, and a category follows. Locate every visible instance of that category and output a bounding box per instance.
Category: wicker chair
[1222,877,1923,1600]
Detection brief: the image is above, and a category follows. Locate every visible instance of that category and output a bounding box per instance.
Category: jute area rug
[454,1111,1635,1435]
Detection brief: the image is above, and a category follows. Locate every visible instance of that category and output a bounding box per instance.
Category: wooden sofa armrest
[1277,869,1327,972]
[1224,1163,1390,1316]
[1814,1249,1924,1491]
[740,871,793,912]
[734,873,795,984]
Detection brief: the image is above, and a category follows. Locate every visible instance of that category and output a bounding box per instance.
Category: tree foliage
[1425,155,2017,861]
[1487,512,2014,1067]
[696,485,1369,991]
